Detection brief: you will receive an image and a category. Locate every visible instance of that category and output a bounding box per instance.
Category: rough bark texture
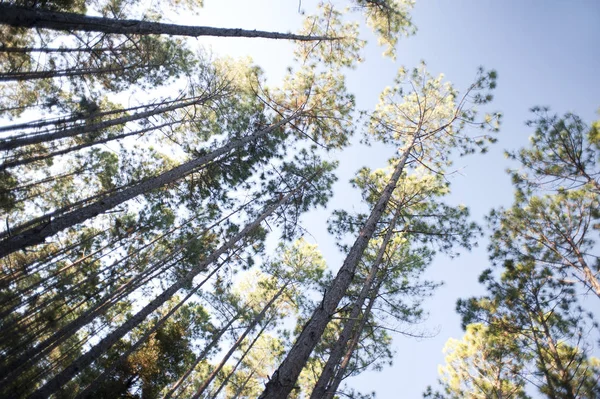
[310,210,400,399]
[259,139,415,399]
[0,5,337,41]
[27,188,298,399]
[0,114,295,258]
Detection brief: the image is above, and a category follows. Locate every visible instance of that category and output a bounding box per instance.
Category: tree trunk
[192,283,288,399]
[75,252,236,399]
[0,201,249,388]
[0,5,338,41]
[0,62,162,82]
[232,370,255,399]
[0,94,215,151]
[0,112,297,258]
[324,285,382,399]
[2,119,181,170]
[259,136,416,399]
[209,315,274,399]
[27,187,300,399]
[164,308,245,399]
[310,210,400,398]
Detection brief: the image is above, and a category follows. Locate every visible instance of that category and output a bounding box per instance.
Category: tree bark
[310,210,400,399]
[259,136,416,399]
[27,187,300,399]
[324,285,382,399]
[0,112,297,258]
[0,5,338,42]
[0,202,249,389]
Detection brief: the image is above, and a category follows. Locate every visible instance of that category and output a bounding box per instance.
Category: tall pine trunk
[27,186,301,399]
[192,283,288,399]
[324,285,381,399]
[0,94,216,151]
[259,136,416,399]
[0,113,297,258]
[164,308,246,399]
[0,5,337,41]
[310,210,400,398]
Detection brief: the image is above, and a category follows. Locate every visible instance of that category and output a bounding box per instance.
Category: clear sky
[181,1,600,397]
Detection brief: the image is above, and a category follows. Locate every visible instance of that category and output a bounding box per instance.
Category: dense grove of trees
[0,0,597,398]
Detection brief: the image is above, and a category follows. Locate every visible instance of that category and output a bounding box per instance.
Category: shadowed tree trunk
[0,5,339,41]
[0,112,298,258]
[26,186,302,399]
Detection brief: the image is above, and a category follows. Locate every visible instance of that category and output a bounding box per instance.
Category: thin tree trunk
[2,119,181,171]
[324,283,383,399]
[165,308,246,399]
[0,95,193,136]
[0,5,338,41]
[0,199,251,387]
[210,316,273,399]
[310,210,400,398]
[0,46,129,53]
[232,370,255,399]
[259,136,416,399]
[192,283,288,399]
[0,94,215,151]
[0,62,161,82]
[27,186,301,399]
[74,252,239,399]
[0,112,298,258]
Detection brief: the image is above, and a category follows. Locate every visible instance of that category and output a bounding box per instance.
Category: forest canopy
[0,1,598,398]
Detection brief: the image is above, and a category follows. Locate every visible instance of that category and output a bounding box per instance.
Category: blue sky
[185,1,600,397]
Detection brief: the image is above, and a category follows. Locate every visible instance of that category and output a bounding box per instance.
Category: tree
[260,63,500,398]
[458,262,600,399]
[492,109,600,298]
[425,323,530,399]
[0,4,339,41]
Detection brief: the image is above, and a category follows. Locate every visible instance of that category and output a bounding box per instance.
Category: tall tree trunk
[164,308,245,399]
[0,62,162,82]
[323,284,382,399]
[232,370,255,399]
[0,5,338,41]
[2,119,181,171]
[209,315,274,399]
[0,94,215,151]
[0,112,298,258]
[0,200,250,388]
[310,210,400,399]
[192,283,288,399]
[75,252,238,399]
[259,136,416,399]
[27,186,301,399]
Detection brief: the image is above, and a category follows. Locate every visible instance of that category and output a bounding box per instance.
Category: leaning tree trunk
[191,283,289,399]
[209,315,274,399]
[0,112,298,258]
[0,199,257,392]
[259,136,417,399]
[164,307,246,399]
[74,252,238,399]
[0,93,216,151]
[310,209,400,399]
[323,283,382,399]
[27,187,301,399]
[0,5,338,41]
